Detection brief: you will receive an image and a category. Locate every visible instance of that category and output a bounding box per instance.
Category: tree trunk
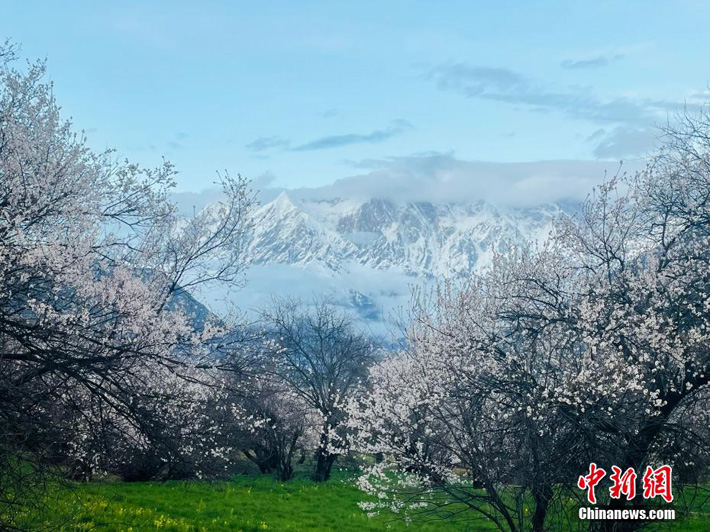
[531,484,553,532]
[276,461,294,481]
[243,447,277,474]
[599,386,690,532]
[313,448,336,482]
[312,426,339,482]
[275,432,299,481]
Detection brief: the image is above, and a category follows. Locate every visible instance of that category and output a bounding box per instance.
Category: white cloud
[173,155,645,211]
[286,154,643,208]
[590,126,659,159]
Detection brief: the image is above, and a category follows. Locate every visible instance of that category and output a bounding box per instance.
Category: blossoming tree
[350,111,710,531]
[0,41,254,523]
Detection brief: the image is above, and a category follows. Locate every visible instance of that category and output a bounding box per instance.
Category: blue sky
[3,1,710,194]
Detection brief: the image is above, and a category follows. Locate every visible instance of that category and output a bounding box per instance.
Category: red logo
[609,466,637,500]
[577,464,673,504]
[578,463,606,504]
[642,465,673,503]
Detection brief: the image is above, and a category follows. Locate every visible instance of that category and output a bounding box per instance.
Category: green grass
[10,473,710,531]
[12,472,492,532]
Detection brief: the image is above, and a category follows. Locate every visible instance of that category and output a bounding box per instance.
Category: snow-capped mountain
[179,156,629,334]
[234,191,565,335]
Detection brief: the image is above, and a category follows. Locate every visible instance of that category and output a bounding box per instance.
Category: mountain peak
[248,195,560,277]
[271,191,297,210]
[239,195,565,333]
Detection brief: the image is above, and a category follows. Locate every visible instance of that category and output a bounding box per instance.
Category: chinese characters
[578,464,673,504]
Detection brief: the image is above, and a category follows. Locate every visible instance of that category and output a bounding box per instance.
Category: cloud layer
[245,120,413,155]
[245,136,291,152]
[175,154,642,210]
[292,120,412,151]
[561,53,624,70]
[428,62,659,124]
[286,154,643,208]
[426,62,705,159]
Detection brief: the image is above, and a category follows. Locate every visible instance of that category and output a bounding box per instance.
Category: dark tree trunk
[531,484,553,532]
[243,447,278,474]
[275,432,300,481]
[312,426,339,482]
[276,461,294,481]
[599,384,695,532]
[313,449,336,482]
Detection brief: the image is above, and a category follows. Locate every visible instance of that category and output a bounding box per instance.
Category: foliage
[349,110,710,531]
[0,40,255,526]
[259,298,378,481]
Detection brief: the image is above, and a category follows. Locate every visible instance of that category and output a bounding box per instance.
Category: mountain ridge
[246,192,564,278]
[227,192,568,333]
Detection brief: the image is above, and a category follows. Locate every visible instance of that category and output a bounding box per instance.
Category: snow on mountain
[247,192,357,271]
[172,156,631,335]
[246,192,563,277]
[231,191,565,336]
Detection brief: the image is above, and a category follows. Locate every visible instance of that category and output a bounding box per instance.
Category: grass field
[10,472,710,531]
[14,472,483,532]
